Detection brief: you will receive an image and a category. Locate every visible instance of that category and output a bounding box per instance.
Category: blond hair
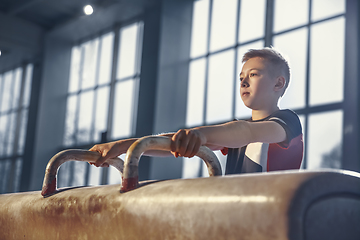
[242,47,290,96]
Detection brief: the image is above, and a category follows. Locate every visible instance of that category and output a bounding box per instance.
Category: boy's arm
[89,130,226,166]
[89,138,138,167]
[89,133,189,167]
[171,120,287,158]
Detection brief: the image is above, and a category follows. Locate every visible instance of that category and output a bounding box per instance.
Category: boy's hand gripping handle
[41,136,222,196]
[121,136,222,192]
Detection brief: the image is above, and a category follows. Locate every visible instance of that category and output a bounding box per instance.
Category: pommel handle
[121,136,222,192]
[41,149,123,197]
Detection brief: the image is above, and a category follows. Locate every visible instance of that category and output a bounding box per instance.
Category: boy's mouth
[242,92,250,97]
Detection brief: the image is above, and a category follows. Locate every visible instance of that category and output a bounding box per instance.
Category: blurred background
[0,0,358,193]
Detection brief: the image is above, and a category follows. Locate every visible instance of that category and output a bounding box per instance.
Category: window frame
[60,20,144,187]
[0,63,33,193]
[185,0,346,177]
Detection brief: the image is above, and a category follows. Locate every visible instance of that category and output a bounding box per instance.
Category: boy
[90,47,303,174]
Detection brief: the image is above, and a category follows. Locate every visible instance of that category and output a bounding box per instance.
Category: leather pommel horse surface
[0,137,359,239]
[1,170,360,240]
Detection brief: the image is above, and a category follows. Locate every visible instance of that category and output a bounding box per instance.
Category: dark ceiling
[0,0,153,31]
[0,0,161,71]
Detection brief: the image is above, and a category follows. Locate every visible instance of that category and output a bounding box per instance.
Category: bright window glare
[77,90,94,144]
[117,23,140,79]
[88,165,102,186]
[190,0,209,58]
[0,65,33,193]
[186,58,206,127]
[239,0,266,43]
[1,72,12,113]
[81,39,99,90]
[307,111,343,169]
[72,162,87,186]
[209,0,237,52]
[64,95,77,146]
[274,0,308,33]
[93,86,110,142]
[309,17,345,106]
[312,0,345,21]
[112,80,137,139]
[182,156,202,179]
[68,47,81,93]
[84,5,94,15]
[274,28,308,110]
[206,50,234,124]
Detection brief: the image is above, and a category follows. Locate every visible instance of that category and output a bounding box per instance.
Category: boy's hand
[170,129,206,158]
[89,141,122,167]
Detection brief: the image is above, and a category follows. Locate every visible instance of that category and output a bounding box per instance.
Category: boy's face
[239,57,278,110]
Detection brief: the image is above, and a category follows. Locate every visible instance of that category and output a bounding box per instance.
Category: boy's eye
[250,73,257,77]
[239,77,243,82]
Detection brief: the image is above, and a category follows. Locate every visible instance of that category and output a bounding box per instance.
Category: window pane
[68,46,81,93]
[93,86,110,142]
[88,165,102,186]
[13,158,23,192]
[206,50,235,124]
[298,115,306,169]
[182,156,202,179]
[0,74,3,107]
[183,152,227,178]
[312,0,345,22]
[98,32,114,85]
[209,0,238,52]
[11,68,22,110]
[1,71,13,113]
[77,90,95,144]
[71,161,87,187]
[81,38,99,90]
[7,112,16,156]
[23,64,33,107]
[190,0,210,58]
[273,27,308,110]
[117,23,139,79]
[108,154,124,184]
[215,150,227,175]
[0,115,8,156]
[58,161,71,188]
[0,160,11,193]
[307,110,342,169]
[274,0,309,33]
[108,166,121,184]
[64,95,78,146]
[112,80,137,139]
[309,17,345,106]
[186,58,206,127]
[17,109,28,155]
[239,0,266,43]
[236,41,264,119]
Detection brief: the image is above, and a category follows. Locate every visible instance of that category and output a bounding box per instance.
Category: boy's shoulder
[249,109,299,123]
[266,109,302,138]
[267,109,299,121]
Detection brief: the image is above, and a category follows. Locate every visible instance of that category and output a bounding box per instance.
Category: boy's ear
[274,76,286,92]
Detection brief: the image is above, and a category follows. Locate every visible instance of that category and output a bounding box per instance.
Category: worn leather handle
[41,149,124,197]
[41,136,222,196]
[121,136,222,192]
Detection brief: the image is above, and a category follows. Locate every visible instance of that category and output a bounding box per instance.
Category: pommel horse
[0,136,359,239]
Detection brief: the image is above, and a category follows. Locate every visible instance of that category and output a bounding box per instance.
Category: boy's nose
[241,80,249,88]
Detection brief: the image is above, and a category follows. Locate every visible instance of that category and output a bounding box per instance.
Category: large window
[184,0,345,178]
[59,22,143,188]
[0,64,33,193]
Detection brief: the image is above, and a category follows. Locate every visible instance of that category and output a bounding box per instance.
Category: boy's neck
[251,106,280,121]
